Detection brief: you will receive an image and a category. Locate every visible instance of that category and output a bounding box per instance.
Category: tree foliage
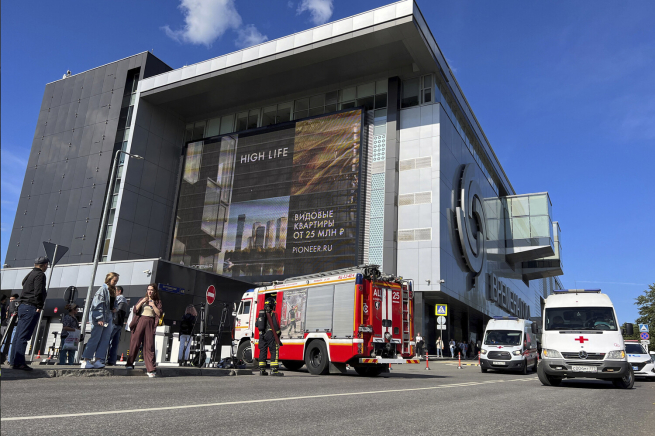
[635,283,655,329]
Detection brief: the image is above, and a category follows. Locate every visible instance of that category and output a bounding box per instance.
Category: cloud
[235,24,268,49]
[297,0,334,25]
[162,0,244,47]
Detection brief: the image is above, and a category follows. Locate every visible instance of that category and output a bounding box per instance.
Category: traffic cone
[36,350,41,359]
[120,353,124,362]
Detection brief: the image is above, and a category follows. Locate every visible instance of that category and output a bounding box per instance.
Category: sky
[1,0,653,324]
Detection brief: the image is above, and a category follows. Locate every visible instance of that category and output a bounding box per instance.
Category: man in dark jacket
[106,286,129,365]
[11,256,49,371]
[256,296,283,376]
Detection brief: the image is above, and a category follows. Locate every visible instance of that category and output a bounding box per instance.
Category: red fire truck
[233,265,418,376]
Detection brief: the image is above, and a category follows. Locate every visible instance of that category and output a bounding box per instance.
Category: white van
[480,317,539,374]
[538,289,634,389]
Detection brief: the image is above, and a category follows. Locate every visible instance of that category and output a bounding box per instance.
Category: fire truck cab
[233,265,418,376]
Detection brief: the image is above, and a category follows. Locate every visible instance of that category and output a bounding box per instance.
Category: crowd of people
[0,256,188,378]
[414,332,482,359]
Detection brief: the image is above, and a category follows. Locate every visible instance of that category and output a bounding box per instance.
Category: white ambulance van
[479,317,539,374]
[538,289,635,389]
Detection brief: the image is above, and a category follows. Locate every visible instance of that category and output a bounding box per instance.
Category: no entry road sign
[206,285,216,305]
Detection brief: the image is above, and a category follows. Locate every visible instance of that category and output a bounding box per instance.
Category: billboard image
[171,109,365,282]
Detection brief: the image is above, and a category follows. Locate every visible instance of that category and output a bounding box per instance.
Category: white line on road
[1,377,538,422]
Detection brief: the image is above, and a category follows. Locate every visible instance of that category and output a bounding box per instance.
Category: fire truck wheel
[354,366,384,377]
[305,341,329,375]
[282,361,304,371]
[237,341,253,365]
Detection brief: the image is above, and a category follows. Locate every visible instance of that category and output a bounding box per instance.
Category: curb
[1,366,252,380]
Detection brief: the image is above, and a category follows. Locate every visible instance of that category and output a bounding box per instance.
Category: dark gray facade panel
[132,195,152,227]
[74,98,90,129]
[112,219,133,252]
[128,223,148,256]
[71,75,84,102]
[144,132,162,163]
[50,80,65,108]
[64,188,82,223]
[144,228,163,258]
[102,62,119,94]
[81,72,95,100]
[69,221,87,256]
[85,93,102,127]
[83,219,101,256]
[55,190,70,223]
[108,90,124,120]
[55,103,69,132]
[139,161,158,194]
[61,76,75,105]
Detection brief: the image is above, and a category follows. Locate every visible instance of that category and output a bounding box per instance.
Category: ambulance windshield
[545,307,617,331]
[484,330,522,346]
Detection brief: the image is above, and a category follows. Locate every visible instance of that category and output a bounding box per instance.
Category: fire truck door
[382,288,393,336]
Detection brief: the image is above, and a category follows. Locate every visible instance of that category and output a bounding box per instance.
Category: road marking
[1,377,538,422]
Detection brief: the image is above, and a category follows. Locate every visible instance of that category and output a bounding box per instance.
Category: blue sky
[2,0,653,324]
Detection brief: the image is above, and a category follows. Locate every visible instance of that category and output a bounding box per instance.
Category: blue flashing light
[492,316,519,320]
[553,289,601,294]
[356,273,363,285]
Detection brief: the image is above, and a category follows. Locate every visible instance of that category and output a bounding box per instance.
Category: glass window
[247,109,259,129]
[276,102,292,123]
[357,82,375,98]
[324,103,337,113]
[242,301,251,314]
[309,94,325,109]
[295,98,309,111]
[325,91,338,105]
[339,101,356,110]
[236,112,248,132]
[220,114,235,134]
[340,87,356,102]
[401,78,420,108]
[192,121,206,140]
[121,94,131,108]
[374,93,387,109]
[376,79,388,94]
[529,194,549,216]
[512,217,530,239]
[545,307,617,331]
[262,106,276,126]
[206,117,221,136]
[511,197,530,217]
[356,96,374,111]
[309,107,324,116]
[185,124,194,142]
[293,110,308,120]
[530,216,551,239]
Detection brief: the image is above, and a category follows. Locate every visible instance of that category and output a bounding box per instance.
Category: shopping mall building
[2,0,562,354]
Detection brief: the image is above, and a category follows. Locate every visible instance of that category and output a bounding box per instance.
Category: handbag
[128,306,141,331]
[62,329,80,350]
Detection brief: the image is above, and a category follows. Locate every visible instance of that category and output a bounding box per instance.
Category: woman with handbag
[125,284,163,377]
[59,303,79,364]
[80,272,118,369]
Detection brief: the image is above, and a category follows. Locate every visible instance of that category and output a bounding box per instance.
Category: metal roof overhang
[139,16,429,119]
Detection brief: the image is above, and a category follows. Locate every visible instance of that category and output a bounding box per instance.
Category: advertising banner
[171,109,365,282]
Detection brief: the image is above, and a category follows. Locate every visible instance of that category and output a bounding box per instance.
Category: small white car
[625,341,655,379]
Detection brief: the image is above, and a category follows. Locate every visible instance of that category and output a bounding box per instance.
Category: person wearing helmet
[256,295,283,376]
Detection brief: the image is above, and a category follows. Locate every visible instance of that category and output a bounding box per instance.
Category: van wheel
[533,358,538,372]
[537,361,562,386]
[282,360,304,371]
[237,341,253,365]
[612,369,634,389]
[481,367,488,373]
[521,359,528,375]
[305,341,329,375]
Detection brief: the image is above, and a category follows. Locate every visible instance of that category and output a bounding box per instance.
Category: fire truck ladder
[402,285,411,355]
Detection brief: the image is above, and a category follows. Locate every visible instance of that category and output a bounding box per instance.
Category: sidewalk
[1,365,252,380]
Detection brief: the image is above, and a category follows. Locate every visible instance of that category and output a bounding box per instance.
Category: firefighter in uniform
[288,306,297,333]
[256,296,284,376]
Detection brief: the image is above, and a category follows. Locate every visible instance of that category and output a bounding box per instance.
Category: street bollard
[478,351,481,365]
[458,352,462,369]
[425,349,430,370]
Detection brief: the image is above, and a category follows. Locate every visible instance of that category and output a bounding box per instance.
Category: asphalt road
[2,361,654,436]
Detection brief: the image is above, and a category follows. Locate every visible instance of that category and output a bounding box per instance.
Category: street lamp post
[77,150,142,361]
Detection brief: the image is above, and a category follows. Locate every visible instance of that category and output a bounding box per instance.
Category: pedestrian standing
[4,294,20,365]
[415,332,424,359]
[59,303,79,365]
[178,304,197,364]
[449,339,455,358]
[435,336,444,358]
[462,341,468,358]
[125,284,163,377]
[80,272,118,369]
[256,296,283,376]
[10,256,49,371]
[0,295,7,337]
[469,340,475,359]
[106,286,128,365]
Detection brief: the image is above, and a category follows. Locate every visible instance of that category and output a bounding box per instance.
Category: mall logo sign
[454,164,486,277]
[487,273,531,319]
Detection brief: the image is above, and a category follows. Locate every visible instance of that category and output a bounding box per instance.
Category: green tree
[635,283,655,331]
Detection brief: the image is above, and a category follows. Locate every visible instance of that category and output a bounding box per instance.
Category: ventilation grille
[397,228,432,242]
[373,135,386,162]
[398,191,432,206]
[399,156,432,171]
